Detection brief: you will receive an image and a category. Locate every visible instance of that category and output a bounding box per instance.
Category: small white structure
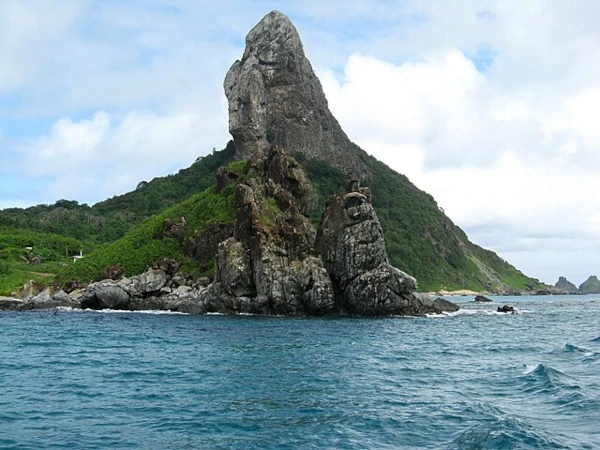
[72,250,84,262]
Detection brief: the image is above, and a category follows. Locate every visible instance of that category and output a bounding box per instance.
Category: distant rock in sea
[579,276,600,294]
[554,276,580,294]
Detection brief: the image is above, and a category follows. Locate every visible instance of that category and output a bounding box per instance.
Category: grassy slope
[0,227,90,295]
[303,151,543,292]
[56,184,236,284]
[0,142,236,243]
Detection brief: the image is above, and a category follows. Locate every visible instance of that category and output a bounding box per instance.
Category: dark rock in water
[224,10,369,179]
[497,305,516,313]
[432,297,460,312]
[474,295,493,303]
[579,275,600,294]
[555,276,579,294]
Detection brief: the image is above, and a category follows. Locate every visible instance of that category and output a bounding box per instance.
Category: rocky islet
[2,11,459,316]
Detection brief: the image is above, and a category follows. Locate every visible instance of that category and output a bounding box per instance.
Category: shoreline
[423,290,482,297]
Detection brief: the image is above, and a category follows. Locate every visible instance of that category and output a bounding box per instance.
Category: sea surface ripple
[1,295,599,449]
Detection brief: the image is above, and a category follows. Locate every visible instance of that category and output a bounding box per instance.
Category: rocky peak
[579,275,600,294]
[554,276,579,294]
[224,10,369,179]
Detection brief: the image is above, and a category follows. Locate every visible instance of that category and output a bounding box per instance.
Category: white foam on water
[425,308,528,318]
[523,363,540,374]
[57,307,188,315]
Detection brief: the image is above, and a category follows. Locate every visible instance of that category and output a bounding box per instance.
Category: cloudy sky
[2,0,599,285]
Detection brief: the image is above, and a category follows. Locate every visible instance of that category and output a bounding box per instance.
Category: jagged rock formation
[205,147,337,315]
[315,183,440,315]
[224,10,369,180]
[202,149,453,316]
[579,276,600,294]
[555,276,580,294]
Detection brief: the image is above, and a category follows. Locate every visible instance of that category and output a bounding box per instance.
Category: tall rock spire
[224,10,369,179]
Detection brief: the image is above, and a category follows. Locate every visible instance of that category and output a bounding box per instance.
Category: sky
[1,0,600,286]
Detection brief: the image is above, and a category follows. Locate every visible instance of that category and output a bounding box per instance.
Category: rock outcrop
[198,147,457,316]
[554,276,580,294]
[579,276,600,294]
[206,147,337,315]
[497,305,516,314]
[224,10,369,180]
[315,184,438,315]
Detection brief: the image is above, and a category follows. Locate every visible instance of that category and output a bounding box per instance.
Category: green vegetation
[302,149,546,292]
[1,139,546,293]
[0,142,236,243]
[56,185,236,284]
[0,227,91,295]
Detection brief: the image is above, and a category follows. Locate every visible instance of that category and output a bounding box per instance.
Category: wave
[590,336,600,343]
[447,404,570,449]
[519,364,582,402]
[563,343,588,353]
[557,343,600,364]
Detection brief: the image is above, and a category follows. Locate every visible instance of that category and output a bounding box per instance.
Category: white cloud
[25,109,227,203]
[319,36,600,283]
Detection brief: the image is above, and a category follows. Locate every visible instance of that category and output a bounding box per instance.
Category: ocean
[1,295,598,449]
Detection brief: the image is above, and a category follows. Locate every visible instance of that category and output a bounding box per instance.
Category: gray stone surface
[224,10,369,180]
[135,269,167,295]
[316,188,387,292]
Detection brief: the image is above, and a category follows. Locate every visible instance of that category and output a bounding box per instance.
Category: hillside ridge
[0,10,549,294]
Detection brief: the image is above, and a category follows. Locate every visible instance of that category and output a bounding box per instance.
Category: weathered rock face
[315,183,453,315]
[184,222,235,267]
[224,10,369,180]
[207,147,336,315]
[2,148,458,317]
[316,186,387,292]
[555,276,580,294]
[12,280,45,300]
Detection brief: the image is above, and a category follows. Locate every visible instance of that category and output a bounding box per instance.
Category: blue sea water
[1,295,599,449]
